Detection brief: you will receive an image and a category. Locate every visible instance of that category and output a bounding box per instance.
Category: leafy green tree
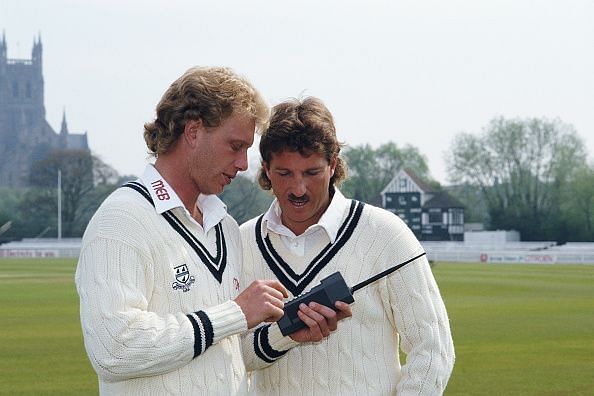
[219,174,274,224]
[72,160,130,235]
[15,187,57,238]
[0,187,27,242]
[28,149,94,237]
[10,149,123,238]
[92,155,121,185]
[446,183,489,224]
[341,142,432,203]
[562,164,594,241]
[446,117,588,241]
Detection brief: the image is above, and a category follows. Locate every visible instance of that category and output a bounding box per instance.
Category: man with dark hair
[241,97,455,395]
[75,69,339,395]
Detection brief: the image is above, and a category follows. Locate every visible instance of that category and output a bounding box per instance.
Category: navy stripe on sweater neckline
[255,200,364,295]
[122,181,227,283]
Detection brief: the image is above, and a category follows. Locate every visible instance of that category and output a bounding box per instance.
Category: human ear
[263,161,272,179]
[184,119,204,147]
[330,156,337,176]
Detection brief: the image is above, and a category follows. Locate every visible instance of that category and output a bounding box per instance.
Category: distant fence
[1,238,593,264]
[0,238,81,258]
[423,241,594,264]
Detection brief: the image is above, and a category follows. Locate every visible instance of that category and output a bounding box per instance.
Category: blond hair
[144,66,269,156]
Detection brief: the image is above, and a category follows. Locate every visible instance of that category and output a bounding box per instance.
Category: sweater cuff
[202,300,248,344]
[266,322,300,351]
[186,300,246,359]
[253,323,295,364]
[204,300,247,344]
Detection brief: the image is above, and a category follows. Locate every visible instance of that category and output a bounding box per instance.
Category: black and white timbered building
[381,169,465,241]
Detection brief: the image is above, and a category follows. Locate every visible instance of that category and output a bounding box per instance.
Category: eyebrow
[274,165,324,171]
[231,139,252,147]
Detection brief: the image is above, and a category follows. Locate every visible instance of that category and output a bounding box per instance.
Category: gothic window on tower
[12,81,19,97]
[26,82,32,98]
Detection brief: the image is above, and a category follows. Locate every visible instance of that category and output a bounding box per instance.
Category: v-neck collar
[122,180,228,283]
[255,200,365,295]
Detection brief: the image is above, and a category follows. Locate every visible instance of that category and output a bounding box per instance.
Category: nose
[236,151,248,172]
[291,176,307,197]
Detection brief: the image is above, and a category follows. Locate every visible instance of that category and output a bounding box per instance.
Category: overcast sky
[1,0,593,184]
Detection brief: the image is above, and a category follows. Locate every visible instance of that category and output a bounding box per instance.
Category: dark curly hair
[258,97,347,190]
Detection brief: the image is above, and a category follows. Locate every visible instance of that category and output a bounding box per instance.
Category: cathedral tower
[0,33,88,187]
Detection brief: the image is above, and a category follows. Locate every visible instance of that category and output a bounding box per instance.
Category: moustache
[288,194,308,203]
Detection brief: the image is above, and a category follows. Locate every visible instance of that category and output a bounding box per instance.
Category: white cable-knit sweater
[75,181,248,395]
[240,200,455,395]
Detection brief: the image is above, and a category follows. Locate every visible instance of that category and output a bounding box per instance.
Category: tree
[28,149,94,237]
[0,187,26,243]
[562,164,594,241]
[446,117,588,241]
[341,142,432,203]
[3,151,125,239]
[15,187,57,238]
[219,174,274,224]
[446,183,489,224]
[92,155,121,185]
[20,149,125,238]
[71,158,131,235]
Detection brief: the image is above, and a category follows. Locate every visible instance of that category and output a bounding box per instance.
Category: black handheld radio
[277,252,427,336]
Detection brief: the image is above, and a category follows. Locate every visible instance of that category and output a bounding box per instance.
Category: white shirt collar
[261,188,350,243]
[140,164,227,233]
[197,194,228,233]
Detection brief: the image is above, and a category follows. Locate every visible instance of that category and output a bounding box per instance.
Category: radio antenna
[350,252,427,293]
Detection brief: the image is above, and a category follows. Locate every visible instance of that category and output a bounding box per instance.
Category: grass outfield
[0,259,593,395]
[0,259,96,395]
[433,263,594,395]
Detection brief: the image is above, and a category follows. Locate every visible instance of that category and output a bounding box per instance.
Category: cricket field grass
[0,258,593,395]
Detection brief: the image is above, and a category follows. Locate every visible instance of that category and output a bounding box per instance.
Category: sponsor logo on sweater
[151,179,171,201]
[172,264,195,292]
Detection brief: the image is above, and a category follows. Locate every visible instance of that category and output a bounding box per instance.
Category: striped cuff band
[186,310,214,358]
[254,324,288,363]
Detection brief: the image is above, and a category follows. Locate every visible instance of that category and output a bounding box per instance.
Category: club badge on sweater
[172,264,195,292]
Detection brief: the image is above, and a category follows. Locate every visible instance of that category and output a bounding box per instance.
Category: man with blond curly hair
[75,68,342,395]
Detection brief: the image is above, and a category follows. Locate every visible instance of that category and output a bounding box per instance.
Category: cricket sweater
[240,198,455,395]
[75,167,248,395]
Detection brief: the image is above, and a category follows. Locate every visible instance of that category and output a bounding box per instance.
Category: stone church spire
[60,108,69,135]
[0,31,6,60]
[32,33,42,70]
